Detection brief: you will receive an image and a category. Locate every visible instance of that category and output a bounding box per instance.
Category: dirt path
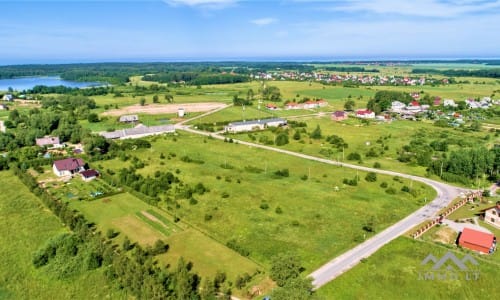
[141,210,176,232]
[101,102,227,116]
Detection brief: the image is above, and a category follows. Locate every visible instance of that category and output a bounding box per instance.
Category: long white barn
[224,118,287,133]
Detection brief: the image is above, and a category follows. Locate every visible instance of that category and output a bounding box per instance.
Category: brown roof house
[80,169,99,181]
[53,158,85,177]
[332,110,348,121]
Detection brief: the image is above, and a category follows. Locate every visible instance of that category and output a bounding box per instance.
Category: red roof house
[356,109,375,119]
[53,158,85,177]
[458,227,496,254]
[265,103,278,110]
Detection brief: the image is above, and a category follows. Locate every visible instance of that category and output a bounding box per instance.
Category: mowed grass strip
[0,171,122,299]
[157,228,261,281]
[69,190,262,279]
[316,237,500,299]
[111,214,166,246]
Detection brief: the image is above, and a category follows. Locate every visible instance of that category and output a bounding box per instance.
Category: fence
[411,191,482,239]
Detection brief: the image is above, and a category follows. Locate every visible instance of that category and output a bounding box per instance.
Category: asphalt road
[177,125,468,289]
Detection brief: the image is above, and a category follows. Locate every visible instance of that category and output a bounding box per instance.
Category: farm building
[36,136,62,148]
[224,118,287,133]
[331,111,348,121]
[303,99,327,109]
[80,169,99,181]
[0,104,8,110]
[53,158,85,177]
[265,103,278,110]
[119,114,139,123]
[356,109,375,119]
[285,102,301,110]
[100,124,175,139]
[2,94,13,101]
[458,227,496,254]
[482,201,500,229]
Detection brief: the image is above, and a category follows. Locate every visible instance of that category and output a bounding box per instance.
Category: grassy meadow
[227,115,492,181]
[316,237,500,299]
[0,171,123,299]
[68,192,261,282]
[96,132,435,271]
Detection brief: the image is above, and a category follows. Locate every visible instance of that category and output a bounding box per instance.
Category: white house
[443,99,457,107]
[391,101,406,112]
[483,201,500,229]
[356,109,375,119]
[2,94,13,101]
[53,158,85,177]
[224,118,287,133]
[36,136,63,148]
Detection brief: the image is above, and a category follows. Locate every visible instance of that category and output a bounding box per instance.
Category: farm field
[0,171,123,299]
[96,132,436,271]
[316,237,500,299]
[68,192,261,281]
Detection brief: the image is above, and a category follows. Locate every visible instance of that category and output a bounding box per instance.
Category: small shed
[80,169,99,181]
[119,115,139,123]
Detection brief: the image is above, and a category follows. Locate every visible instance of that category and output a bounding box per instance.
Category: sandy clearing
[101,102,227,116]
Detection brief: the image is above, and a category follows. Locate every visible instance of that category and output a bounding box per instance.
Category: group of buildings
[251,71,449,86]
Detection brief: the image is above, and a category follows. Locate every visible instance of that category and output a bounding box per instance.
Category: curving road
[176,125,468,289]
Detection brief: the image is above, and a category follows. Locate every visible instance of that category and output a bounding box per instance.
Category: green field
[227,115,492,181]
[0,171,123,299]
[96,132,435,272]
[68,192,261,281]
[316,237,500,299]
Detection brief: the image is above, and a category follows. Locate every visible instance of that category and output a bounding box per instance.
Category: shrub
[385,187,396,194]
[347,152,361,161]
[260,203,269,210]
[365,172,377,182]
[275,206,283,214]
[380,182,388,188]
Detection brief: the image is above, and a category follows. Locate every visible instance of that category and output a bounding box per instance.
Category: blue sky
[0,0,499,64]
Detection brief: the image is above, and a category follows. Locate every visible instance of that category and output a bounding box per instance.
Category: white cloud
[251,17,278,26]
[326,0,500,18]
[164,0,238,9]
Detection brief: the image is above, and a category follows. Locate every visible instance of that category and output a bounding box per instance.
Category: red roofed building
[53,158,85,177]
[458,227,496,254]
[265,103,278,110]
[356,109,375,119]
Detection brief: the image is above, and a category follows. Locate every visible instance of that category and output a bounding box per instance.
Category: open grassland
[0,171,122,299]
[69,192,179,245]
[316,237,500,299]
[96,132,435,271]
[69,192,260,281]
[228,116,491,180]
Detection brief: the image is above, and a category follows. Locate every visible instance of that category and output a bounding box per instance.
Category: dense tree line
[143,72,250,85]
[27,85,110,96]
[323,66,379,72]
[412,68,500,78]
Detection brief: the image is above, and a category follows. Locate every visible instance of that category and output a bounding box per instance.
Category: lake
[0,76,103,91]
